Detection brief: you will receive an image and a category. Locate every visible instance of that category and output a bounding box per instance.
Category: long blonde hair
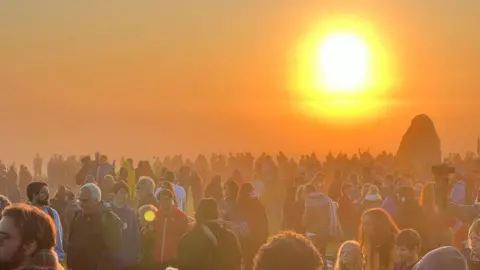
[334,240,363,270]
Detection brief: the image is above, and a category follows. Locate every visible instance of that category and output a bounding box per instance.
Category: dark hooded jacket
[178,220,242,270]
[67,202,123,270]
[413,246,468,270]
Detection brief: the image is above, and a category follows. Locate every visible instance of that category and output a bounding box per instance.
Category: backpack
[101,208,123,253]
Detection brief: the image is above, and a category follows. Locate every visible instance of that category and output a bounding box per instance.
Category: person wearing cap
[155,171,187,212]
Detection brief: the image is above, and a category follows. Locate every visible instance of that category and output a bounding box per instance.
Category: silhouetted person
[19,164,33,199]
[178,198,242,270]
[204,175,223,204]
[6,165,20,203]
[76,156,93,186]
[33,153,43,179]
[236,183,269,270]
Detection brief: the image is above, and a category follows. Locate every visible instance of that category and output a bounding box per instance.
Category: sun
[288,16,396,124]
[317,33,370,93]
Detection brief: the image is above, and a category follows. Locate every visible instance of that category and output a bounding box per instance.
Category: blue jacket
[41,206,64,261]
[110,204,141,268]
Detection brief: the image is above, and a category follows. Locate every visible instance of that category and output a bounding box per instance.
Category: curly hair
[254,231,323,270]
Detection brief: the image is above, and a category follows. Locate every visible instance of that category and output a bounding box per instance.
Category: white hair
[137,176,156,194]
[80,183,102,202]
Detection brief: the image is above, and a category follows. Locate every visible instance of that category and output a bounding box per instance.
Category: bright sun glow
[318,33,369,93]
[289,16,396,124]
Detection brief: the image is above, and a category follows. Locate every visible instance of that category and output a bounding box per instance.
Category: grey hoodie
[413,246,468,270]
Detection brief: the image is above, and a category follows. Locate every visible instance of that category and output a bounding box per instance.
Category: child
[462,219,480,269]
[395,229,421,270]
[334,240,363,270]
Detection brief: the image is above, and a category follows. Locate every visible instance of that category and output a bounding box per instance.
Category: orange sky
[1,1,480,164]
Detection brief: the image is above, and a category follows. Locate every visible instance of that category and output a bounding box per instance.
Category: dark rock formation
[396,114,442,171]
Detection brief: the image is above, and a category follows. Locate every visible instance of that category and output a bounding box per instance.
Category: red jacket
[153,206,189,263]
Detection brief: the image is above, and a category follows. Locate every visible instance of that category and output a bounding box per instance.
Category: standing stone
[396,114,442,173]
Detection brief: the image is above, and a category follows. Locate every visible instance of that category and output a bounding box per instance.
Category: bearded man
[26,182,64,262]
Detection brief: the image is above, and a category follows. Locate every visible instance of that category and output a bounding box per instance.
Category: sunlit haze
[2,1,480,164]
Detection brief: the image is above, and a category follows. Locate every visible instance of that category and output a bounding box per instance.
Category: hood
[193,219,225,246]
[413,246,468,270]
[364,194,382,202]
[305,192,329,208]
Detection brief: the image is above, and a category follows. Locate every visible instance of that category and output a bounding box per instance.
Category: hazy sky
[1,1,480,164]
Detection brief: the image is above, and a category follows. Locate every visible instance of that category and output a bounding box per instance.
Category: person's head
[414,246,468,270]
[136,176,155,198]
[384,174,395,187]
[395,229,421,263]
[158,181,178,204]
[468,219,480,256]
[81,156,91,166]
[26,182,49,206]
[311,173,324,189]
[397,186,415,204]
[85,174,96,184]
[254,231,323,270]
[157,189,174,210]
[164,170,177,184]
[112,181,130,206]
[349,173,359,184]
[67,191,75,201]
[303,183,317,197]
[78,183,102,215]
[0,204,56,269]
[55,185,68,200]
[138,204,158,227]
[195,198,219,224]
[341,182,354,198]
[179,166,192,178]
[99,155,108,164]
[359,208,399,247]
[367,184,379,195]
[210,175,222,186]
[395,178,411,189]
[101,174,115,194]
[103,174,115,187]
[412,182,422,195]
[334,241,362,270]
[223,180,239,200]
[238,182,256,201]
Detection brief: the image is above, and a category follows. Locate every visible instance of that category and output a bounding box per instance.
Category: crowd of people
[0,151,479,270]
